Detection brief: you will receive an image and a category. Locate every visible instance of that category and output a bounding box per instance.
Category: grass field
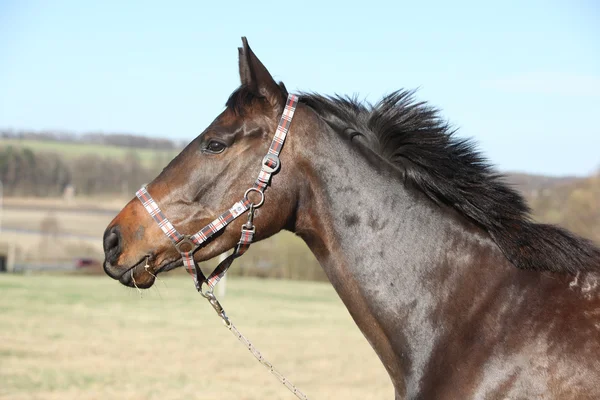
[0,138,177,168]
[0,274,392,399]
[1,197,122,263]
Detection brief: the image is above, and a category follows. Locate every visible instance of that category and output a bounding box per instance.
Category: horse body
[291,108,600,398]
[103,38,600,399]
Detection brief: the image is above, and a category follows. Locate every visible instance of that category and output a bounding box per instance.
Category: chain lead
[204,293,309,400]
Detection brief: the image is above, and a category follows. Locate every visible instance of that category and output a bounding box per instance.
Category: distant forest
[0,146,160,197]
[0,129,182,197]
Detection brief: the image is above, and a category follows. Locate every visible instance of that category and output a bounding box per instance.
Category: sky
[0,0,598,176]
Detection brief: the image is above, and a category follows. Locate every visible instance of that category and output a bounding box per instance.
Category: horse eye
[205,140,227,154]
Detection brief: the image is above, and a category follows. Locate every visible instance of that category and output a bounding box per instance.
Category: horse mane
[297,90,600,274]
[225,86,599,273]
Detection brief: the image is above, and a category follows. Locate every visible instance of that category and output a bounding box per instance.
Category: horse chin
[118,258,183,289]
[119,264,156,289]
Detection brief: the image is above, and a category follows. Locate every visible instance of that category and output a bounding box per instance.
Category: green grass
[0,274,391,400]
[0,138,177,168]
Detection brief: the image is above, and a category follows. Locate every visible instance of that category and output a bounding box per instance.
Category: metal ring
[244,188,265,208]
[199,284,213,299]
[175,237,196,254]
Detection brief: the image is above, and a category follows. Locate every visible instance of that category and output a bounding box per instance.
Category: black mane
[298,90,600,274]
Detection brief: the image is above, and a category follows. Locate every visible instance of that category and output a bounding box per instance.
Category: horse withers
[103,38,600,399]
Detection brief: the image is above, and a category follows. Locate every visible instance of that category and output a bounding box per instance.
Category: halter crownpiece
[136,93,299,292]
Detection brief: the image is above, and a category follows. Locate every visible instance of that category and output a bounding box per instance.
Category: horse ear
[238,47,252,87]
[238,37,287,109]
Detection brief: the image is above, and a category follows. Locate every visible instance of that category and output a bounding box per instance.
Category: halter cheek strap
[136,94,299,293]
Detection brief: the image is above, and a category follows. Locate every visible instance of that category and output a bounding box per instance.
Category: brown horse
[104,38,600,399]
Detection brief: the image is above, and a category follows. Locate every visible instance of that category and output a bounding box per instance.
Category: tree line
[0,146,160,197]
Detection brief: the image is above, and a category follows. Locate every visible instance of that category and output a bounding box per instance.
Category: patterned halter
[136,94,298,292]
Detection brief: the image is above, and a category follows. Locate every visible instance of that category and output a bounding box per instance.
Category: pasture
[0,274,391,399]
[0,197,121,264]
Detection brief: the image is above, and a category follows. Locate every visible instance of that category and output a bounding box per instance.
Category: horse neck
[292,127,516,393]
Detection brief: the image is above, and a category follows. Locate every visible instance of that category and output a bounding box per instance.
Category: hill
[503,173,580,197]
[0,138,177,169]
[525,174,600,244]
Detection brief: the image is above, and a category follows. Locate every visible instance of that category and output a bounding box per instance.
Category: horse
[103,38,600,399]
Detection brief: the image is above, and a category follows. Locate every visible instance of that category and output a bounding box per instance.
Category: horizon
[1,1,599,176]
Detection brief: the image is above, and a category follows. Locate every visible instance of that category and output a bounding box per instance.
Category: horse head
[103,38,314,289]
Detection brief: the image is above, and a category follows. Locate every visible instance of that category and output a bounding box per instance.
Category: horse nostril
[105,233,118,250]
[103,226,121,255]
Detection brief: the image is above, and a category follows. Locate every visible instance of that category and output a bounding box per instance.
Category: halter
[136,94,298,293]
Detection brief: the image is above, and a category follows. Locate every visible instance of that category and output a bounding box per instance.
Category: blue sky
[0,0,598,176]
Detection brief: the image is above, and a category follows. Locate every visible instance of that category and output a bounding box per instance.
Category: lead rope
[202,290,309,400]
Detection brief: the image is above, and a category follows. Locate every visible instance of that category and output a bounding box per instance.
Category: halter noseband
[136,94,298,293]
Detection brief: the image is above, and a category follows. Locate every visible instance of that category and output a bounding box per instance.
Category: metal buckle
[261,154,280,174]
[175,237,196,253]
[241,225,256,234]
[244,188,265,208]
